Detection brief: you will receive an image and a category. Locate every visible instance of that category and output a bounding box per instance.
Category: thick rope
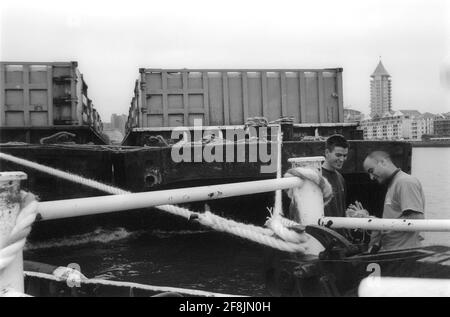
[0,152,316,253]
[0,194,38,272]
[284,167,333,206]
[24,270,245,297]
[0,152,126,195]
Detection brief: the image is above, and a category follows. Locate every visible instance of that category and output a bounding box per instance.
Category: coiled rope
[0,192,38,272]
[0,152,330,253]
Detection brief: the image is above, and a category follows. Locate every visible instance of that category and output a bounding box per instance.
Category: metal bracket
[306,225,361,259]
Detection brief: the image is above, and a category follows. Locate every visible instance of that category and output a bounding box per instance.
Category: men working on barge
[347,151,425,251]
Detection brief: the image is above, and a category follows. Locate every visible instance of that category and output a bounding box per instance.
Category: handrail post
[0,172,27,294]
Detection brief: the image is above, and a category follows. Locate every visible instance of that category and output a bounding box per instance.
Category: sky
[1,0,449,121]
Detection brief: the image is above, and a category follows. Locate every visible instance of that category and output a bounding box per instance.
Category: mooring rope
[24,270,246,297]
[0,152,126,195]
[0,193,38,272]
[0,152,318,253]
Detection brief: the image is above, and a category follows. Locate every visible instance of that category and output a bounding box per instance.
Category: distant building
[110,113,127,135]
[416,112,436,138]
[370,60,392,118]
[360,111,409,140]
[344,108,364,122]
[359,110,436,140]
[434,113,450,136]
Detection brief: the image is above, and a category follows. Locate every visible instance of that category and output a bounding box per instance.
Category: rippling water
[411,147,450,246]
[25,229,270,296]
[23,147,450,296]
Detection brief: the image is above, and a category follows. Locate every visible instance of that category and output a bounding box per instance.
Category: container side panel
[147,73,163,89]
[188,114,204,126]
[5,112,24,126]
[5,90,24,108]
[188,94,204,110]
[323,73,339,122]
[29,69,47,84]
[54,105,72,123]
[148,114,163,127]
[267,72,282,121]
[247,73,262,118]
[304,73,319,123]
[147,95,163,112]
[168,94,183,110]
[228,74,244,125]
[208,74,224,125]
[30,90,48,109]
[187,72,203,89]
[167,73,182,89]
[169,114,184,127]
[30,111,48,126]
[285,73,300,122]
[52,66,71,77]
[5,69,23,83]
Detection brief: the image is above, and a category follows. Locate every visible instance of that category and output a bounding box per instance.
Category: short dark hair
[326,134,349,151]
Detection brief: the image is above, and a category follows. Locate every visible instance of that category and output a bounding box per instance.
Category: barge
[1,65,412,240]
[1,65,449,297]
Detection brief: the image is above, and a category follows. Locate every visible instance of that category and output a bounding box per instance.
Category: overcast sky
[1,0,449,121]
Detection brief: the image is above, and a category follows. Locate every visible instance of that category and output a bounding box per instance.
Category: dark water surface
[23,147,450,296]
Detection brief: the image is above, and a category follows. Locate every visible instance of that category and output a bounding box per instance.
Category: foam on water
[25,227,136,251]
[25,228,209,251]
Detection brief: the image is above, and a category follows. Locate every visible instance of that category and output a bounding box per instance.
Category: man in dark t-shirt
[322,134,349,218]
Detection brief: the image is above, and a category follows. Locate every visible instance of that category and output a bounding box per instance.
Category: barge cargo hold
[0,61,106,144]
[126,68,344,132]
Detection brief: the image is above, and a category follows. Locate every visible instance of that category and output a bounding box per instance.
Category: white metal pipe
[0,172,27,294]
[359,277,450,297]
[274,126,283,214]
[320,216,450,232]
[37,177,304,221]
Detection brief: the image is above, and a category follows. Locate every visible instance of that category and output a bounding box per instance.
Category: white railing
[359,277,450,297]
[2,154,450,297]
[319,217,450,232]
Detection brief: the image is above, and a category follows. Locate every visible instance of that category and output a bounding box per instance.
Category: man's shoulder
[395,171,421,186]
[392,171,423,196]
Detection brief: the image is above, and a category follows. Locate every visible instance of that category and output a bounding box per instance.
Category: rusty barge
[0,65,412,240]
[2,64,450,298]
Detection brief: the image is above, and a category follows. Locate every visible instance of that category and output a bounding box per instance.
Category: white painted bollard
[295,177,326,255]
[0,172,27,294]
[286,158,327,255]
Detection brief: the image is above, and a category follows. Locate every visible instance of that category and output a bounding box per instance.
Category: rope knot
[284,167,333,205]
[264,210,309,244]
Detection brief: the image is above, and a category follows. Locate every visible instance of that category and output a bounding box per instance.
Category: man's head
[363,151,397,184]
[324,134,349,171]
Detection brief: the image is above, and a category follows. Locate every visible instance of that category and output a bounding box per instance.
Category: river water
[23,147,450,296]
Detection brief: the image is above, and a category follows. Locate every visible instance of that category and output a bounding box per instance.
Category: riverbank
[411,140,450,147]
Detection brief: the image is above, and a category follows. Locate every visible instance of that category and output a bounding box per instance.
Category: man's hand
[346,200,370,217]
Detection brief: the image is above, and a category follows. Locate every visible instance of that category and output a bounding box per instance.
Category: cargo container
[126,68,344,132]
[0,61,103,130]
[0,61,105,143]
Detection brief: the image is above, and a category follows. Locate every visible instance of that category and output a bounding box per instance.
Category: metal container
[126,68,344,132]
[0,62,102,133]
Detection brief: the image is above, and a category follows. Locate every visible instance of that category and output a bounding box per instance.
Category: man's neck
[385,168,402,186]
[322,161,335,172]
